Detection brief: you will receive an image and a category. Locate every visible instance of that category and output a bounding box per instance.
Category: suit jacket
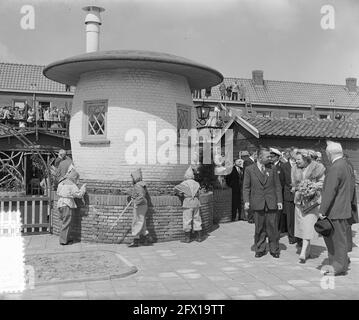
[226,166,243,193]
[243,163,283,211]
[279,162,294,202]
[320,158,356,220]
[243,158,255,169]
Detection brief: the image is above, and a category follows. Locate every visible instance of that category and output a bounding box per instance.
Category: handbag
[314,216,334,237]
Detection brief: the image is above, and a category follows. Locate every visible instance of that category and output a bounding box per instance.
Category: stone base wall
[51,191,214,244]
[213,188,232,223]
[79,179,181,196]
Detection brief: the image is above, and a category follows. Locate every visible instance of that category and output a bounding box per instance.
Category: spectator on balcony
[37,105,43,121]
[43,107,50,121]
[219,82,226,100]
[239,83,247,101]
[64,109,71,122]
[58,108,65,122]
[231,81,240,100]
[226,85,232,100]
[49,107,57,121]
[18,109,26,128]
[27,107,35,125]
[2,106,12,119]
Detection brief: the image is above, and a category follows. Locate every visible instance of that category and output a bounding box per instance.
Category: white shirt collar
[257,161,264,171]
[332,155,343,163]
[249,156,254,162]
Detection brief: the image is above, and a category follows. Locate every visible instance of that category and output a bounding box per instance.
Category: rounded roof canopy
[43,50,223,90]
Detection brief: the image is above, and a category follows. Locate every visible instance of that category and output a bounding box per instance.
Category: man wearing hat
[270,147,287,234]
[55,149,73,184]
[56,167,86,245]
[279,149,298,245]
[269,148,282,168]
[174,167,204,242]
[242,149,256,223]
[128,168,152,247]
[226,158,245,221]
[319,141,357,276]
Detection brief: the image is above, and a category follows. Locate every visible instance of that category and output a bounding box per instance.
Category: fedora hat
[314,216,335,237]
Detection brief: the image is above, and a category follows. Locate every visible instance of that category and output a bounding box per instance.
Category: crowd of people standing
[192,80,247,101]
[0,104,70,128]
[226,142,358,276]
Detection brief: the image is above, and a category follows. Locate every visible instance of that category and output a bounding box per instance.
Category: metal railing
[0,119,69,136]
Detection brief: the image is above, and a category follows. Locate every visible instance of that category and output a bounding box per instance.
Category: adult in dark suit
[343,155,358,255]
[270,147,287,234]
[242,149,256,223]
[319,141,358,276]
[226,159,244,221]
[278,151,298,244]
[243,148,283,258]
[242,150,255,169]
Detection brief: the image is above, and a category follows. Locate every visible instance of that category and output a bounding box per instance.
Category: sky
[0,0,358,85]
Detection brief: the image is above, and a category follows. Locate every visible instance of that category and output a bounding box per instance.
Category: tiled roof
[205,77,359,109]
[242,117,359,139]
[0,62,74,93]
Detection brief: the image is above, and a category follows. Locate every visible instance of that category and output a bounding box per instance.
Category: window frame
[319,113,331,120]
[288,112,304,119]
[176,103,192,146]
[13,100,27,109]
[80,99,110,145]
[256,110,272,118]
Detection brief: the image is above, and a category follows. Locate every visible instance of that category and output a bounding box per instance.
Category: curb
[25,249,138,287]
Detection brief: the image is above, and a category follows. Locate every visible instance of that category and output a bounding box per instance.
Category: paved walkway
[3,221,359,300]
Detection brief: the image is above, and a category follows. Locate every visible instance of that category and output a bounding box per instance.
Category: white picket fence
[0,195,51,233]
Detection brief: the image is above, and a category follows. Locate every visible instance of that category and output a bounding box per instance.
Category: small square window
[256,111,271,118]
[319,114,330,119]
[82,100,108,143]
[289,112,304,119]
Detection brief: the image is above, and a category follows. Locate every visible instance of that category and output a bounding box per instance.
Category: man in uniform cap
[270,148,282,168]
[270,148,287,234]
[241,149,256,223]
[319,141,358,275]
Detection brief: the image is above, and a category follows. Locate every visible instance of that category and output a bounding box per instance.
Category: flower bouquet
[294,179,323,214]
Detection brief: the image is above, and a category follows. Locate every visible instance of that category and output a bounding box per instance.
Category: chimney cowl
[345,77,357,92]
[252,70,264,86]
[82,6,105,53]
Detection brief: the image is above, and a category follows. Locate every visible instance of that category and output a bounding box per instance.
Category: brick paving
[2,221,359,300]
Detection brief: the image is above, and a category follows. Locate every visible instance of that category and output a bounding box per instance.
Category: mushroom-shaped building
[44,50,223,185]
[44,49,224,243]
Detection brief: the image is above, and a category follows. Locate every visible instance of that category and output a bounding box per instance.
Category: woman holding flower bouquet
[291,149,326,263]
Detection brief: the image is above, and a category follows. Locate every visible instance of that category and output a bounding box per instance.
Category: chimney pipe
[83,6,105,53]
[252,70,264,86]
[346,77,357,93]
